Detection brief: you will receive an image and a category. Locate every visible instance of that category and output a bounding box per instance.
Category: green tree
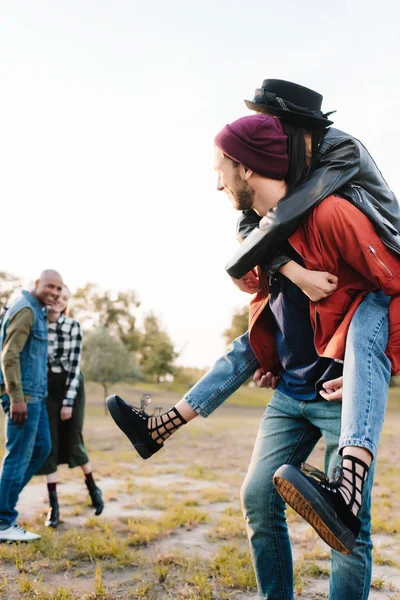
[82,327,139,409]
[139,313,178,382]
[70,284,140,351]
[223,305,249,346]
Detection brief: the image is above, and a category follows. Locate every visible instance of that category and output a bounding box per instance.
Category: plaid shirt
[48,315,82,407]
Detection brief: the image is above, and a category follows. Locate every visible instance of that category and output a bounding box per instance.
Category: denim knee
[241,471,278,525]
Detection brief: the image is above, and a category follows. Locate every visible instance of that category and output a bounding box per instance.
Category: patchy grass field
[0,382,399,599]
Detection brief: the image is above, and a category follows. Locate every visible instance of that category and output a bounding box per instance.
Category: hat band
[256,90,327,120]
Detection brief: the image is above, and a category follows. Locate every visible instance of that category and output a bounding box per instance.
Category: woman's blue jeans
[184,290,390,599]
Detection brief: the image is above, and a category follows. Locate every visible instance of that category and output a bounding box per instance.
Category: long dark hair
[279,120,325,196]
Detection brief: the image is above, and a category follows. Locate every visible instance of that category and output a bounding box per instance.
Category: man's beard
[234,179,255,211]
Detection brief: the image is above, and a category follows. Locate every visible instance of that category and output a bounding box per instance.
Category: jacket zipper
[368,245,393,277]
[351,184,363,204]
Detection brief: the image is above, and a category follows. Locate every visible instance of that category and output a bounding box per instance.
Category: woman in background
[39,286,104,527]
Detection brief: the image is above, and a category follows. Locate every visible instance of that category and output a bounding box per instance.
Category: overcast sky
[1,0,399,367]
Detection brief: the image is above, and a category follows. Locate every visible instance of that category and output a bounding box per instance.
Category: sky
[0,0,399,368]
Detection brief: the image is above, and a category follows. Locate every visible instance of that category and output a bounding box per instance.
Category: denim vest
[0,291,48,398]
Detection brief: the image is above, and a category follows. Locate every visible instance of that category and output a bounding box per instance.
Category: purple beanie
[214,114,288,179]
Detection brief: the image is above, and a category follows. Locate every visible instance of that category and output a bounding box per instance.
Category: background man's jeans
[0,395,51,527]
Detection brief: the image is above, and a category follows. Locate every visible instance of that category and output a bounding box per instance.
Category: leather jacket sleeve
[226,138,362,279]
[237,212,292,276]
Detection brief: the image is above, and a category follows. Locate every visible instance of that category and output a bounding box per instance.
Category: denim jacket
[0,291,48,398]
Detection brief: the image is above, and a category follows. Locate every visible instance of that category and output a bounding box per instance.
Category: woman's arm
[63,321,82,408]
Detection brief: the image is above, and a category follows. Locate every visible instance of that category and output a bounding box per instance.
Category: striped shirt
[48,315,82,407]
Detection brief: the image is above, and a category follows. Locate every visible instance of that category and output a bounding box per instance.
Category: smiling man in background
[0,269,63,541]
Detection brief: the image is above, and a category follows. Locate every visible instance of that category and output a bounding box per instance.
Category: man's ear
[34,279,40,288]
[244,167,254,181]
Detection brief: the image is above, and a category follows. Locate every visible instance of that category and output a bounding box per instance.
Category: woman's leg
[45,470,59,528]
[68,375,103,515]
[338,290,390,508]
[107,332,260,458]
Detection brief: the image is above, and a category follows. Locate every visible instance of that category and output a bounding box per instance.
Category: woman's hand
[279,261,338,302]
[320,376,343,401]
[60,406,73,420]
[253,368,280,389]
[231,270,261,294]
[297,270,339,302]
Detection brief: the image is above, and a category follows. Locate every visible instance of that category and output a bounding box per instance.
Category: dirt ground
[0,384,399,599]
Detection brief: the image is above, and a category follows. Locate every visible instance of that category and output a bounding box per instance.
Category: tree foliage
[70,284,140,351]
[139,313,178,382]
[82,327,139,404]
[223,305,249,346]
[0,271,22,309]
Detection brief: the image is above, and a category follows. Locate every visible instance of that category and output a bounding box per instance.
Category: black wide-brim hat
[244,79,335,129]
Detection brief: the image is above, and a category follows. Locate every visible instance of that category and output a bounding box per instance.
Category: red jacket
[249,195,400,375]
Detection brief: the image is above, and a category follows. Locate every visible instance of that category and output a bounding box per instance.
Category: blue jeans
[241,390,376,600]
[0,395,51,527]
[185,291,390,458]
[339,290,391,458]
[185,290,390,598]
[184,332,259,417]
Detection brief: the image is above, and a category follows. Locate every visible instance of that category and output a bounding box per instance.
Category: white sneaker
[0,524,41,541]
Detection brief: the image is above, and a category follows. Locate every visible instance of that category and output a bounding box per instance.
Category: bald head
[33,269,64,308]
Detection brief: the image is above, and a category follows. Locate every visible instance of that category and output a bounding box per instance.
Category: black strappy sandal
[106,394,186,459]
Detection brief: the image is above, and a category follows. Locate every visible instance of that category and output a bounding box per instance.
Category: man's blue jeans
[0,395,51,527]
[184,290,390,599]
[241,390,378,600]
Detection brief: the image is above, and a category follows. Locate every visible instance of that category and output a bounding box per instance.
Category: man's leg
[241,390,322,600]
[0,397,45,527]
[21,397,51,488]
[307,400,374,600]
[273,290,390,554]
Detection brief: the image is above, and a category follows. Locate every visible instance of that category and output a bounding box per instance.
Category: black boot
[273,457,368,555]
[85,480,104,516]
[106,394,187,459]
[45,490,59,528]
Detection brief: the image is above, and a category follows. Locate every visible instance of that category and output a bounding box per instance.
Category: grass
[0,383,399,598]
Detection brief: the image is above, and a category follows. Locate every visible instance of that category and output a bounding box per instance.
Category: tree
[69,284,140,351]
[82,327,138,410]
[139,313,178,382]
[223,305,249,346]
[0,271,22,310]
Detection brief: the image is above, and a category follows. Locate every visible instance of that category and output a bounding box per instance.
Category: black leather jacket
[225,128,400,278]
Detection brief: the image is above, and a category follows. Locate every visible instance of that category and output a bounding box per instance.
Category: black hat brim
[244,99,334,129]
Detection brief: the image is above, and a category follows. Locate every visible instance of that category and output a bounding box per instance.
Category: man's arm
[226,138,361,278]
[2,308,34,404]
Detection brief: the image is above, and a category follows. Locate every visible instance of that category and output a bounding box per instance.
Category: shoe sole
[0,537,41,542]
[106,395,157,460]
[273,466,356,554]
